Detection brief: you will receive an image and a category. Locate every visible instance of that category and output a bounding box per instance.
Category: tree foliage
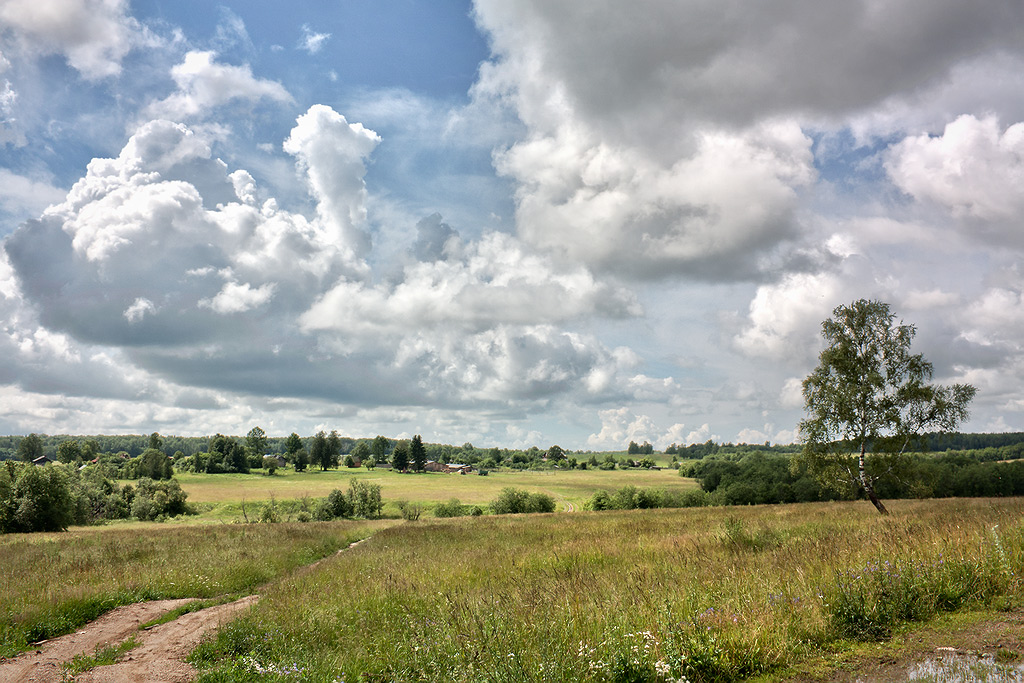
[17,434,43,462]
[391,442,409,472]
[796,299,976,514]
[410,435,427,472]
[284,432,303,456]
[246,426,268,460]
[310,431,330,471]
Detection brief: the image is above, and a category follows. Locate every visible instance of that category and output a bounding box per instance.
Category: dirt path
[0,596,258,683]
[75,595,258,683]
[0,598,194,683]
[0,537,369,682]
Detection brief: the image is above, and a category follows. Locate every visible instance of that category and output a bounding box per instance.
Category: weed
[60,636,139,678]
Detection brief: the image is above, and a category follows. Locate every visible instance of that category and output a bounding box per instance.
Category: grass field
[174,466,697,517]
[183,497,1024,682]
[3,491,1022,681]
[0,519,393,658]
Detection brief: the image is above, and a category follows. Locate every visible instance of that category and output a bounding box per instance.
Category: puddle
[903,651,1024,683]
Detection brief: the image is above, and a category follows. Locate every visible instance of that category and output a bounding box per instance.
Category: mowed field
[174,466,697,512]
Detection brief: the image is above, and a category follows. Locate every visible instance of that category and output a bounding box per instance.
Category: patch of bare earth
[0,599,193,683]
[76,595,258,683]
[786,608,1024,682]
[0,596,257,683]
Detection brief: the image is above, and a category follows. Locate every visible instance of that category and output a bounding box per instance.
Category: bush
[1,463,76,532]
[262,456,278,475]
[397,500,422,521]
[130,478,189,521]
[490,488,555,514]
[825,556,1002,640]
[312,480,384,521]
[434,498,465,518]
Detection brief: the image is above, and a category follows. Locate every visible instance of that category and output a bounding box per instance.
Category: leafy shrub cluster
[433,498,484,518]
[312,479,383,520]
[124,478,190,521]
[0,462,190,532]
[585,484,705,511]
[490,487,556,514]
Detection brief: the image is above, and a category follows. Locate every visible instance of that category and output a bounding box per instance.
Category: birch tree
[796,299,976,514]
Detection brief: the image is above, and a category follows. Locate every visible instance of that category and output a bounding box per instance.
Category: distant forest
[2,431,1024,462]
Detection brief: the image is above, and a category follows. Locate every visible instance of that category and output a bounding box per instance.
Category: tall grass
[0,520,391,658]
[192,498,1024,682]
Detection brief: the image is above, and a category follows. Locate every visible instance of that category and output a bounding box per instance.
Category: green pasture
[173,466,697,513]
[189,496,1024,682]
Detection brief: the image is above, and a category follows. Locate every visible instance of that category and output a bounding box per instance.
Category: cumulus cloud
[301,231,639,338]
[412,213,462,262]
[146,51,293,121]
[3,105,647,420]
[497,120,815,279]
[471,0,1024,281]
[284,105,380,257]
[733,271,842,361]
[4,113,364,348]
[0,169,65,219]
[0,0,149,79]
[887,115,1024,234]
[474,0,1024,138]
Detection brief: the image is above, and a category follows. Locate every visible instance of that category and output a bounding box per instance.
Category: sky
[1,0,1024,450]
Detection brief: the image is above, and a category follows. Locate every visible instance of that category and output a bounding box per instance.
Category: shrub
[130,478,189,521]
[491,487,555,514]
[396,500,422,521]
[262,456,278,475]
[434,498,465,518]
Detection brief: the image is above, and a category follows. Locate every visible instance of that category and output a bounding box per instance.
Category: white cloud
[300,231,639,338]
[283,104,380,257]
[199,279,276,314]
[734,272,841,360]
[146,51,293,121]
[298,25,331,54]
[887,115,1024,232]
[3,106,647,423]
[685,423,714,445]
[0,169,65,219]
[0,0,148,79]
[123,297,155,322]
[497,120,816,279]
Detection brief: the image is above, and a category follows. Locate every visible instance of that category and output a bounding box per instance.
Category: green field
[0,519,393,658]
[189,497,1024,681]
[3,494,1021,681]
[174,466,697,516]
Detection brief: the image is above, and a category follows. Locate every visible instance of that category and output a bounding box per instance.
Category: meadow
[0,519,392,658]
[175,497,1019,682]
[175,466,696,518]
[3,466,1023,681]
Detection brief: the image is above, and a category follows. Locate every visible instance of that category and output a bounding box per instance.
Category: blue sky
[2,0,1024,449]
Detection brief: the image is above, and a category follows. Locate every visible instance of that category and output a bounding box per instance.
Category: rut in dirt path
[75,595,259,683]
[0,596,258,683]
[0,598,194,683]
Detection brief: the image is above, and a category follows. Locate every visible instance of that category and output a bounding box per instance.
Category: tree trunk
[859,447,888,515]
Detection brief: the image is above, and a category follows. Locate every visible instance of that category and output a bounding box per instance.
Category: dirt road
[0,596,257,683]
